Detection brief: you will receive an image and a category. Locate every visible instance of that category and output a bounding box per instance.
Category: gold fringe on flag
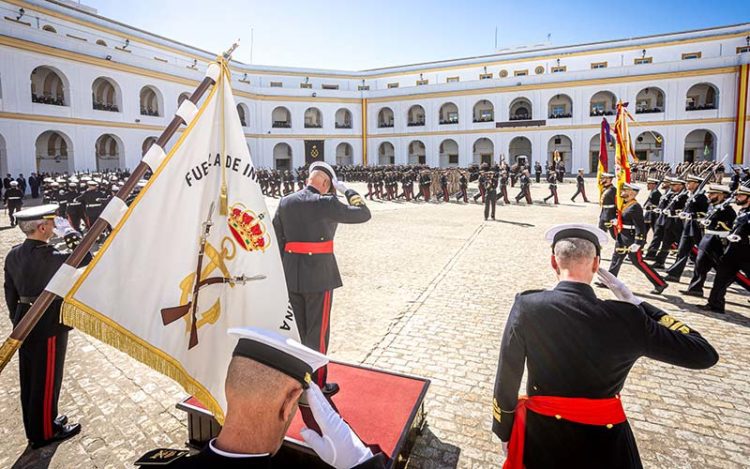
[61,302,225,425]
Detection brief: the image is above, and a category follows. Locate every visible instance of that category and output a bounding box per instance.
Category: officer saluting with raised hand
[493,223,718,469]
[4,205,90,449]
[273,161,371,395]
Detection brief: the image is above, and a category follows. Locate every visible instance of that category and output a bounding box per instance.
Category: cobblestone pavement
[0,179,748,468]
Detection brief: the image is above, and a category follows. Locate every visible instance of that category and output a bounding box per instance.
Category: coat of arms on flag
[60,59,298,422]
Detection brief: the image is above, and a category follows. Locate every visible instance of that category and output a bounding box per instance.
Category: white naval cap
[308,161,338,194]
[228,327,328,388]
[622,182,641,192]
[13,204,59,221]
[545,223,609,255]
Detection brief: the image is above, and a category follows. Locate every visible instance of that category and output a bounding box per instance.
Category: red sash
[503,395,626,469]
[285,240,334,255]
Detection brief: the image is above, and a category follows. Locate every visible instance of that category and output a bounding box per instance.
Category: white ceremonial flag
[61,62,298,422]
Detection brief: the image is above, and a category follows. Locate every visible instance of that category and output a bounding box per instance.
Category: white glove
[53,216,77,237]
[333,180,348,194]
[629,243,641,253]
[596,268,643,305]
[300,383,373,469]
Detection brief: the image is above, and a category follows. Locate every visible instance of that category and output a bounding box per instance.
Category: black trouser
[646,223,667,258]
[473,185,485,202]
[19,332,68,443]
[655,221,682,264]
[687,242,750,294]
[289,290,333,387]
[484,191,497,219]
[535,173,541,183]
[544,187,559,204]
[609,247,667,289]
[571,184,588,202]
[514,187,530,203]
[67,209,84,232]
[8,203,21,225]
[666,231,700,278]
[707,259,750,312]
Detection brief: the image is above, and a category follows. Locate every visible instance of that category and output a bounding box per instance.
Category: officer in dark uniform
[439,171,449,203]
[682,184,739,297]
[643,177,662,236]
[273,162,371,393]
[604,183,668,294]
[456,172,468,203]
[702,185,750,313]
[653,178,688,269]
[484,171,498,220]
[135,328,385,469]
[66,183,85,231]
[534,161,542,183]
[645,178,674,259]
[499,170,510,204]
[493,223,718,468]
[4,180,24,226]
[418,170,431,202]
[665,174,709,281]
[474,165,487,203]
[598,173,616,239]
[543,171,559,205]
[514,170,532,204]
[4,205,89,448]
[570,168,589,202]
[77,180,107,229]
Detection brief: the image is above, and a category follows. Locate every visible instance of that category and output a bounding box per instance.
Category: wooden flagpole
[0,43,239,374]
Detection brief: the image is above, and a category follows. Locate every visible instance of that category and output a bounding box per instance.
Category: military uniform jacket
[576,174,584,187]
[617,200,647,246]
[698,203,736,254]
[3,188,23,207]
[137,444,386,468]
[519,174,530,187]
[681,192,709,238]
[724,207,749,263]
[547,173,557,189]
[493,282,718,468]
[273,186,371,293]
[599,186,616,223]
[644,189,662,221]
[4,239,90,342]
[655,190,675,227]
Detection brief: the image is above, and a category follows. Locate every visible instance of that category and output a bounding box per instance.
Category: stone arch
[683,129,716,162]
[509,136,531,164]
[407,105,425,126]
[273,142,292,170]
[336,142,353,165]
[140,85,163,116]
[473,100,494,122]
[473,137,494,165]
[589,90,617,116]
[237,103,249,127]
[304,107,323,128]
[377,107,394,128]
[439,139,459,167]
[30,65,69,106]
[91,76,121,112]
[378,142,395,165]
[509,97,532,120]
[335,108,352,129]
[439,102,459,124]
[635,87,665,114]
[272,107,292,128]
[548,93,572,118]
[635,131,664,161]
[95,133,125,171]
[685,83,718,111]
[547,135,573,172]
[408,140,426,164]
[35,130,74,174]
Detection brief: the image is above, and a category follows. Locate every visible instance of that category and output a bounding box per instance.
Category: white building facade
[0,0,749,176]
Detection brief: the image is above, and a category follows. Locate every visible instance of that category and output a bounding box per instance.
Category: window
[449,155,459,165]
[270,82,282,88]
[682,52,701,60]
[387,83,399,88]
[514,70,528,77]
[479,73,493,80]
[447,76,460,83]
[42,25,56,33]
[96,39,107,47]
[499,70,509,78]
[358,85,370,91]
[737,46,750,54]
[300,83,312,89]
[322,84,339,90]
[551,66,566,73]
[591,62,607,69]
[551,104,566,116]
[634,57,652,65]
[416,79,429,86]
[591,102,605,114]
[535,66,545,75]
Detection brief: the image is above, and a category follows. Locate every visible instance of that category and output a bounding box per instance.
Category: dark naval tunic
[493,281,718,469]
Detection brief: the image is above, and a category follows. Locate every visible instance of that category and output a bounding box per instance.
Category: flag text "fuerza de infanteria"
[184,153,256,187]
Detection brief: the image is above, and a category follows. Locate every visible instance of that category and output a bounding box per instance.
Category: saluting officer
[493,223,718,468]
[272,162,371,394]
[598,173,616,239]
[4,205,90,448]
[603,183,668,294]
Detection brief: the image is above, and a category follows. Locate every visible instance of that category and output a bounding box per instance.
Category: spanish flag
[597,118,611,198]
[612,101,635,231]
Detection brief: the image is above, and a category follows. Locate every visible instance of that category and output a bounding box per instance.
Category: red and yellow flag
[612,101,636,231]
[597,118,611,198]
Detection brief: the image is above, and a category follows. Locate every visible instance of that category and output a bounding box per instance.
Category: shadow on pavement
[11,442,60,469]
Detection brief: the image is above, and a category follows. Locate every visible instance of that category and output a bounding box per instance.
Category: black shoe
[651,283,668,295]
[54,415,68,427]
[664,275,681,282]
[322,383,340,396]
[680,289,703,298]
[699,303,725,314]
[30,423,81,449]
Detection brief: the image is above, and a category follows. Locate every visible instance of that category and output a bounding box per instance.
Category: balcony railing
[407,120,425,127]
[589,109,615,117]
[335,123,352,129]
[439,119,459,125]
[635,107,663,114]
[509,114,531,121]
[548,113,572,119]
[378,122,394,128]
[140,108,160,117]
[305,123,323,128]
[93,102,119,112]
[272,121,291,128]
[32,94,65,106]
[473,116,494,123]
[686,104,716,111]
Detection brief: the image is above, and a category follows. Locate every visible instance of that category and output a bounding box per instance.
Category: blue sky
[88,0,750,70]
